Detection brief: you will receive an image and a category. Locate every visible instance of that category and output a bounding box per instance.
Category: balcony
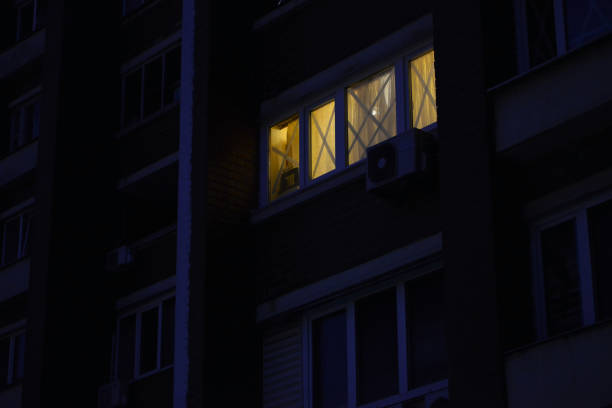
[505,320,612,408]
[0,142,37,187]
[0,29,45,79]
[0,384,22,408]
[491,34,612,152]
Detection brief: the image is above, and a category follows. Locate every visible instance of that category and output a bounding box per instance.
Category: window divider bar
[334,89,347,171]
[531,227,548,339]
[576,211,596,324]
[7,335,15,385]
[395,60,407,135]
[299,109,307,188]
[140,67,145,121]
[396,284,409,394]
[302,318,311,408]
[156,305,163,370]
[347,303,357,408]
[259,127,268,206]
[134,312,142,379]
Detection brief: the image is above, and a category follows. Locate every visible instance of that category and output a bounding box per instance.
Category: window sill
[129,364,173,384]
[252,0,312,31]
[120,0,164,25]
[0,139,38,161]
[251,161,366,223]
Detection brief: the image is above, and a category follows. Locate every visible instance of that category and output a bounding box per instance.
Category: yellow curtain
[310,100,336,179]
[411,51,437,129]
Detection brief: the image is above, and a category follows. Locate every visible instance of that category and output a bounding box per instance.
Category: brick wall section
[256,176,440,302]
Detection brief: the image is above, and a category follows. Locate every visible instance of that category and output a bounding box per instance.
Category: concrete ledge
[0,30,45,79]
[493,35,612,151]
[506,320,612,408]
[0,142,38,187]
[0,259,29,303]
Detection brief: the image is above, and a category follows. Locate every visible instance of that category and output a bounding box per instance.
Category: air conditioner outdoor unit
[366,128,433,192]
[98,381,128,408]
[425,388,449,408]
[105,246,134,270]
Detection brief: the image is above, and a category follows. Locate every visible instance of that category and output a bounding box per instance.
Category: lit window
[260,48,437,206]
[410,51,437,129]
[310,101,336,179]
[121,45,181,128]
[115,296,175,381]
[0,327,25,387]
[347,67,396,165]
[269,116,300,201]
[1,210,33,268]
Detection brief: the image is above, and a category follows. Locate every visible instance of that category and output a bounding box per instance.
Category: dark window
[588,199,612,320]
[0,337,9,385]
[35,0,47,29]
[161,298,175,367]
[526,0,557,66]
[17,2,35,42]
[12,333,25,381]
[407,272,447,388]
[140,307,159,374]
[124,69,142,126]
[118,315,136,380]
[143,57,163,117]
[313,311,347,408]
[164,47,181,106]
[124,0,144,15]
[2,217,21,266]
[355,289,398,405]
[541,220,582,335]
[564,0,612,49]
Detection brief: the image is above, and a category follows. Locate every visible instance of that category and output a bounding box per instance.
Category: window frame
[530,188,612,339]
[14,0,44,43]
[7,90,41,156]
[514,0,612,71]
[119,39,181,133]
[114,291,175,382]
[0,320,26,388]
[259,46,436,207]
[302,271,447,408]
[0,205,34,269]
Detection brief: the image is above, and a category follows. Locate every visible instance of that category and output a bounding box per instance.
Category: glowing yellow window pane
[269,116,300,201]
[410,51,437,129]
[310,101,336,179]
[346,67,397,166]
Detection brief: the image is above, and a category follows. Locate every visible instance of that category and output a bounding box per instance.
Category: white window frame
[258,16,436,209]
[114,290,175,382]
[302,270,447,408]
[119,37,181,133]
[0,205,34,268]
[0,320,26,387]
[530,188,612,339]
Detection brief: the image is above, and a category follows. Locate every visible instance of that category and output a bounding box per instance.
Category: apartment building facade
[0,0,611,407]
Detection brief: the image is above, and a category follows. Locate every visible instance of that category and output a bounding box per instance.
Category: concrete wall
[506,322,612,408]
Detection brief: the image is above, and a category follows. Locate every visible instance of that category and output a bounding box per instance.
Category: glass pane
[0,337,9,385]
[407,272,447,388]
[565,0,612,49]
[23,104,35,144]
[13,333,25,381]
[310,100,336,179]
[31,100,40,140]
[161,298,175,367]
[124,69,142,126]
[139,307,159,374]
[118,315,136,380]
[18,3,34,41]
[541,220,582,335]
[410,51,437,129]
[2,217,21,266]
[9,108,21,152]
[356,289,398,405]
[346,67,396,165]
[526,0,557,66]
[164,47,181,106]
[269,117,300,201]
[588,199,612,320]
[143,57,163,117]
[313,311,347,408]
[36,0,48,29]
